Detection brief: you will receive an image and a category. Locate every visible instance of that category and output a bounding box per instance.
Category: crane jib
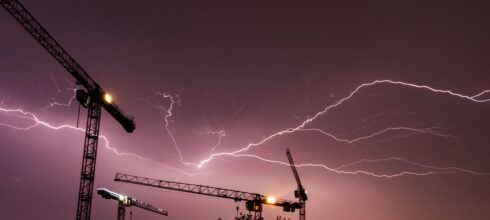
[114,173,303,214]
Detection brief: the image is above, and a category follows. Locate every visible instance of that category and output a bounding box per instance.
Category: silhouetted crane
[97,188,168,220]
[286,148,307,220]
[0,1,136,219]
[114,173,301,220]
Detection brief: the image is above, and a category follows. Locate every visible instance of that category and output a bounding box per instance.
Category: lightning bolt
[139,87,474,177]
[334,157,490,176]
[142,89,228,166]
[198,129,226,155]
[149,90,457,172]
[230,154,490,178]
[194,80,489,170]
[4,79,488,179]
[139,90,196,166]
[230,154,436,178]
[41,77,80,110]
[297,125,458,144]
[151,90,194,165]
[0,105,200,176]
[41,88,77,109]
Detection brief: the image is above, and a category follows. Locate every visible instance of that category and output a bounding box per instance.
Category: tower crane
[286,148,307,220]
[114,173,302,220]
[0,1,136,219]
[97,188,168,220]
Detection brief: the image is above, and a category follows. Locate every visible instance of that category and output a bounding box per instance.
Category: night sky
[1,0,489,219]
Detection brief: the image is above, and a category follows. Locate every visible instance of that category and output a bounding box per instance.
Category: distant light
[266,196,276,204]
[104,93,112,103]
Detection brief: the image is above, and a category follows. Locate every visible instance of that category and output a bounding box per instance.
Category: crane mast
[114,173,301,219]
[117,202,126,220]
[286,148,307,220]
[1,1,136,219]
[97,188,168,220]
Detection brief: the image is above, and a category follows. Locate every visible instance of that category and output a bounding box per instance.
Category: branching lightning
[140,90,196,166]
[297,126,458,144]
[193,80,490,171]
[231,154,436,178]
[199,129,226,155]
[41,76,79,110]
[0,105,200,176]
[41,88,77,109]
[143,90,227,167]
[230,154,490,177]
[2,79,489,179]
[334,157,490,176]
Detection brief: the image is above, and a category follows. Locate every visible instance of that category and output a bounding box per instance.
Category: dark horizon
[0,0,489,219]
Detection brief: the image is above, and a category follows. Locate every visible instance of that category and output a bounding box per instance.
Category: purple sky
[1,0,489,219]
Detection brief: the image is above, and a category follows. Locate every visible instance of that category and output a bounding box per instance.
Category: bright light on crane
[266,196,276,204]
[104,93,112,103]
[118,195,130,206]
